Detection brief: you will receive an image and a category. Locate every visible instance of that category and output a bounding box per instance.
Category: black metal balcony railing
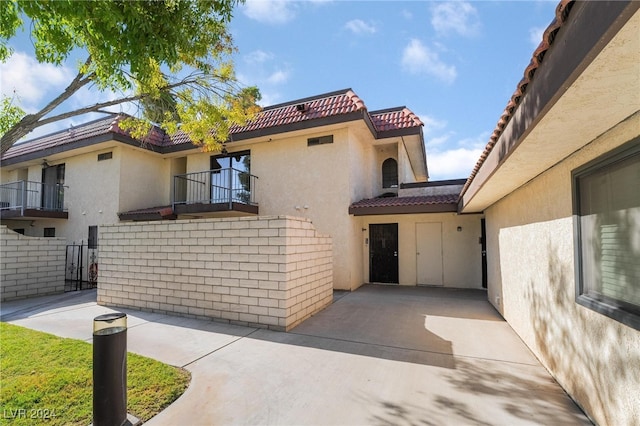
[172,168,258,210]
[0,180,66,214]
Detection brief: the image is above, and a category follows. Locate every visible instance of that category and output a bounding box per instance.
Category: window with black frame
[382,158,398,188]
[573,139,640,330]
[88,225,98,249]
[210,152,252,204]
[41,163,65,211]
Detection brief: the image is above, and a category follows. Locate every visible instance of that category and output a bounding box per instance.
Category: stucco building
[1,88,483,292]
[459,1,639,424]
[1,0,638,423]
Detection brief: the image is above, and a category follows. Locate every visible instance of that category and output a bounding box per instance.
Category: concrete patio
[0,285,590,425]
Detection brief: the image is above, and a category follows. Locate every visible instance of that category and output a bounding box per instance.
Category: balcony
[0,180,68,220]
[172,168,258,216]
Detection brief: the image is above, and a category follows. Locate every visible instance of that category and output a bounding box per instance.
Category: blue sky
[1,1,558,180]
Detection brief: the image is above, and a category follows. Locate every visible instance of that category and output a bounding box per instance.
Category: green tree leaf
[0,0,261,154]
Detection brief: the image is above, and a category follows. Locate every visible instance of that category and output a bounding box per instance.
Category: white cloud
[1,51,72,108]
[426,133,453,148]
[256,91,283,107]
[344,19,376,35]
[418,114,448,136]
[67,83,127,110]
[427,146,482,180]
[425,131,488,180]
[401,39,457,84]
[243,0,297,25]
[244,50,274,64]
[239,48,291,90]
[401,10,413,20]
[431,1,481,38]
[529,26,545,47]
[266,69,290,85]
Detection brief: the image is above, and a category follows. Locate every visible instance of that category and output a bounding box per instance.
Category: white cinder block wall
[0,226,66,301]
[98,216,333,331]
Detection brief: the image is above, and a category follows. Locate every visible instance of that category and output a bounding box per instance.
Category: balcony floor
[174,202,258,216]
[0,209,68,220]
[117,203,258,221]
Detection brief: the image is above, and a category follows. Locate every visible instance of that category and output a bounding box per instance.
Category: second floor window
[382,158,398,188]
[41,163,65,210]
[210,152,252,204]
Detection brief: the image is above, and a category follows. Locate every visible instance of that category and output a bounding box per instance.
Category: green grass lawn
[0,322,190,425]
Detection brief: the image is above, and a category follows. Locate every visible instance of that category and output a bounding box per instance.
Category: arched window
[382,158,398,188]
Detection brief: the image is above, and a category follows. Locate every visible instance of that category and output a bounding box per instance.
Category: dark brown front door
[370,223,399,283]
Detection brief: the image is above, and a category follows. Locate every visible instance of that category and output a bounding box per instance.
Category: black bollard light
[93,313,128,426]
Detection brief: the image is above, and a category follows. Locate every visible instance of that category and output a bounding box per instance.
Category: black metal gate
[369,223,399,284]
[65,243,98,291]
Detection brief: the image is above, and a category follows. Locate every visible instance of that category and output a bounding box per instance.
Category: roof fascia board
[375,127,421,139]
[161,142,200,154]
[461,0,638,211]
[401,178,466,188]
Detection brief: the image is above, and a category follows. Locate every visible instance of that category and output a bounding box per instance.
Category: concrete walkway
[1,285,590,425]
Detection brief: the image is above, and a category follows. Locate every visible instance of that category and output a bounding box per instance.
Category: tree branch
[35,77,206,127]
[1,57,93,154]
[1,61,244,156]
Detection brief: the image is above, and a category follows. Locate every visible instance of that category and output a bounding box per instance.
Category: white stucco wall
[397,139,414,185]
[60,148,121,243]
[118,146,170,212]
[249,127,357,289]
[484,113,640,425]
[349,131,375,204]
[1,144,171,244]
[359,212,483,288]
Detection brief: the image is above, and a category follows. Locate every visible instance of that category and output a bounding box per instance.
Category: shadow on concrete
[0,289,98,321]
[357,355,590,426]
[253,284,509,369]
[249,325,456,369]
[2,282,591,424]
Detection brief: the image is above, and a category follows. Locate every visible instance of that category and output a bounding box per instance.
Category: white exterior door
[416,222,444,286]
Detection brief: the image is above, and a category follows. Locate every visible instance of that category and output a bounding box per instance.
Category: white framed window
[572,138,640,330]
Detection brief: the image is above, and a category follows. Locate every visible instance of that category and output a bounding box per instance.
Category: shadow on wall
[360,355,588,426]
[525,242,640,425]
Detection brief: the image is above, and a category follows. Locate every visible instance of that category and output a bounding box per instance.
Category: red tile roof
[370,107,424,132]
[350,194,459,209]
[461,0,575,197]
[229,89,367,134]
[2,115,121,161]
[2,89,424,162]
[1,115,167,161]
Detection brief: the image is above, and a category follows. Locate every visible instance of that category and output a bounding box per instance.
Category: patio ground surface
[0,285,591,425]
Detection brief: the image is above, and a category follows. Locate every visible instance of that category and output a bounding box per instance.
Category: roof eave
[460,0,639,213]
